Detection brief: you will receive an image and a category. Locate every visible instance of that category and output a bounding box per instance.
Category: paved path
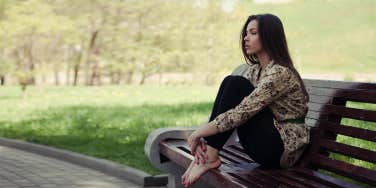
[0,145,142,188]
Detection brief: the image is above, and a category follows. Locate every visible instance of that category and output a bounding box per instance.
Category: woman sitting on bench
[182,13,311,187]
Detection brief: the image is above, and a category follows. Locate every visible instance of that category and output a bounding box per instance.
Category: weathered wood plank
[311,154,376,186]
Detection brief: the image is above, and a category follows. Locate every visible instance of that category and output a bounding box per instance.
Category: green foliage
[0,0,372,85]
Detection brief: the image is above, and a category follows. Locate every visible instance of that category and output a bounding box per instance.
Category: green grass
[0,85,375,183]
[0,85,217,175]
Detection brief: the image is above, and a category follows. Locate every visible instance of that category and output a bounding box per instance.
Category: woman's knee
[222,76,254,96]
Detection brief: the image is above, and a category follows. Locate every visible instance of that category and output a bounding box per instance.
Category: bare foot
[183,158,221,187]
[181,160,195,185]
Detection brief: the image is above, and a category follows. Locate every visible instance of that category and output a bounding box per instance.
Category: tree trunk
[26,37,36,85]
[89,62,100,85]
[110,71,115,84]
[139,72,147,85]
[110,70,121,84]
[73,64,79,86]
[124,71,133,84]
[85,30,99,85]
[158,72,162,86]
[115,70,122,84]
[54,69,60,86]
[0,76,4,85]
[66,62,71,86]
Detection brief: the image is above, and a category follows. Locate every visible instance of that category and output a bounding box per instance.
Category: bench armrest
[144,127,196,171]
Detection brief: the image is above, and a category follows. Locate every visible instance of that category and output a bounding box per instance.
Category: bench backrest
[301,79,376,186]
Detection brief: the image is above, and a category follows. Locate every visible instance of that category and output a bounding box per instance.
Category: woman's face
[243,20,262,55]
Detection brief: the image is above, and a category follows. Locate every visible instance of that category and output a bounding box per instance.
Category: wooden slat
[225,172,265,188]
[222,146,254,163]
[230,168,304,188]
[254,169,313,188]
[291,168,362,188]
[303,79,376,90]
[278,171,332,188]
[179,145,231,165]
[321,121,376,142]
[228,143,247,153]
[319,138,376,163]
[306,87,376,103]
[218,150,242,164]
[308,94,333,104]
[221,145,341,188]
[305,117,321,127]
[306,110,326,120]
[311,154,376,186]
[249,171,298,188]
[323,105,376,122]
[306,103,376,122]
[229,172,282,188]
[308,102,327,112]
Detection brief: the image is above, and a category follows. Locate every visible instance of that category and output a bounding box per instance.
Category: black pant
[204,75,284,169]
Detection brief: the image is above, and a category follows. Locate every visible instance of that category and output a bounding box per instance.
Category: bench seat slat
[278,171,332,188]
[218,150,242,165]
[229,172,282,188]
[226,172,266,188]
[291,168,362,188]
[253,169,314,188]
[311,154,376,186]
[227,163,327,188]
[222,146,254,163]
[219,149,248,164]
[179,144,237,165]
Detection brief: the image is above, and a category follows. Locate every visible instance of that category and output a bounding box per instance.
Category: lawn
[0,85,375,177]
[0,85,217,175]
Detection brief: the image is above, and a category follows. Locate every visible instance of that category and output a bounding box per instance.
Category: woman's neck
[257,51,272,70]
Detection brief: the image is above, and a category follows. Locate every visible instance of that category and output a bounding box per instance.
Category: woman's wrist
[191,130,201,140]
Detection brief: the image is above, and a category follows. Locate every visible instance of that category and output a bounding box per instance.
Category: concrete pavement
[0,145,142,188]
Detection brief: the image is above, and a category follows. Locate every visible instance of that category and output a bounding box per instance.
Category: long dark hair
[240,13,309,102]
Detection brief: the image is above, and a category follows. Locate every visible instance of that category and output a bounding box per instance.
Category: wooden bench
[145,79,376,188]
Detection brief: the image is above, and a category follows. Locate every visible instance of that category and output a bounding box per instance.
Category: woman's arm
[192,122,219,138]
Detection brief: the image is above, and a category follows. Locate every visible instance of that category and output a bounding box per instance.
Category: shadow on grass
[0,102,214,175]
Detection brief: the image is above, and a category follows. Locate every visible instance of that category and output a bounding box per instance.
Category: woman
[181,13,311,187]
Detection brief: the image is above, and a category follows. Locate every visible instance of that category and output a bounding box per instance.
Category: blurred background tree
[0,0,374,90]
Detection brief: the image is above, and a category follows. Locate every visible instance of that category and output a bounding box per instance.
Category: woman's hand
[194,140,208,164]
[188,131,209,164]
[187,131,200,155]
[187,122,219,160]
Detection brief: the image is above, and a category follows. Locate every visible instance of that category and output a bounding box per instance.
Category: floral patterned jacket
[207,61,310,168]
